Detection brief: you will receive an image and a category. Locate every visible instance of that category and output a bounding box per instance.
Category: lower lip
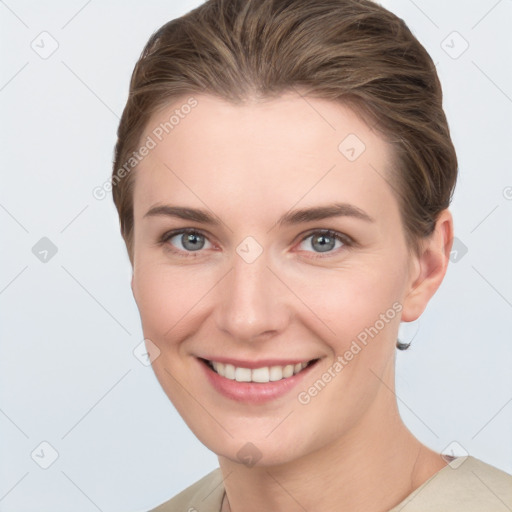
[198,358,318,404]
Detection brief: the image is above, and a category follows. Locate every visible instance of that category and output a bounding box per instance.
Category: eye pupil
[312,233,335,253]
[182,232,204,251]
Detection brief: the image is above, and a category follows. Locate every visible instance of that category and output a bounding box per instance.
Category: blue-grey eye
[169,231,211,252]
[298,231,345,253]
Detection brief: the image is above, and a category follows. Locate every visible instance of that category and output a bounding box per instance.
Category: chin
[214,438,303,468]
[190,415,328,469]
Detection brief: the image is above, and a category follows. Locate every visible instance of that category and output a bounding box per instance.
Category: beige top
[149,456,512,511]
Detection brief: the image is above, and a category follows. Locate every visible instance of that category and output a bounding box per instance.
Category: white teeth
[269,366,283,381]
[251,367,270,383]
[235,367,252,382]
[209,360,311,383]
[283,364,294,378]
[224,363,236,380]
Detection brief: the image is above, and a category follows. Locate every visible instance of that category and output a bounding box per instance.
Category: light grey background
[0,0,511,511]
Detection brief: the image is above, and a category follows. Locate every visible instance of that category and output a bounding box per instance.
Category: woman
[111,0,512,510]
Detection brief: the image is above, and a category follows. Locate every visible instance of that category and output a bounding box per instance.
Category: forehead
[132,92,397,222]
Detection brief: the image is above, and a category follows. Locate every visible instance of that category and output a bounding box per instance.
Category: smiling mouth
[201,358,319,383]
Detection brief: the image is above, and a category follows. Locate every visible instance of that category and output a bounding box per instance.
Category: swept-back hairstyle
[112,0,458,349]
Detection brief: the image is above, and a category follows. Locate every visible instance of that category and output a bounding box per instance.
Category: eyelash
[158,228,353,259]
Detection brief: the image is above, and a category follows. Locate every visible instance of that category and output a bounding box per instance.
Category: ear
[401,209,454,322]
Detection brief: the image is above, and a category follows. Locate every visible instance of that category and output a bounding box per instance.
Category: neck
[218,366,447,512]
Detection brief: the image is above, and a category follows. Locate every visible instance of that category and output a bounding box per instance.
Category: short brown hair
[112,0,458,348]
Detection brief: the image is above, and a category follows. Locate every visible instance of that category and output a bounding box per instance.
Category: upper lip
[198,356,319,369]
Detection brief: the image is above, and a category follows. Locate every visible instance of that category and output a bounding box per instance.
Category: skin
[130,91,454,512]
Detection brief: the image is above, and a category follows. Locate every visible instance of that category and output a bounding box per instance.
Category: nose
[214,248,290,343]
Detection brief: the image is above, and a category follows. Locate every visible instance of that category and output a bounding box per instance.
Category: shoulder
[148,468,225,512]
[390,456,512,511]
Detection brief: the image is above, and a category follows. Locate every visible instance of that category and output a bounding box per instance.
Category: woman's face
[130,92,420,466]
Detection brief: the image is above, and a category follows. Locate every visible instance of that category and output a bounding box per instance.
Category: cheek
[290,258,406,349]
[133,264,187,337]
[132,260,221,343]
[293,263,405,417]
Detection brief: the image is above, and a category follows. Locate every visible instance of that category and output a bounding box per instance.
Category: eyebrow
[278,202,374,225]
[143,202,374,226]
